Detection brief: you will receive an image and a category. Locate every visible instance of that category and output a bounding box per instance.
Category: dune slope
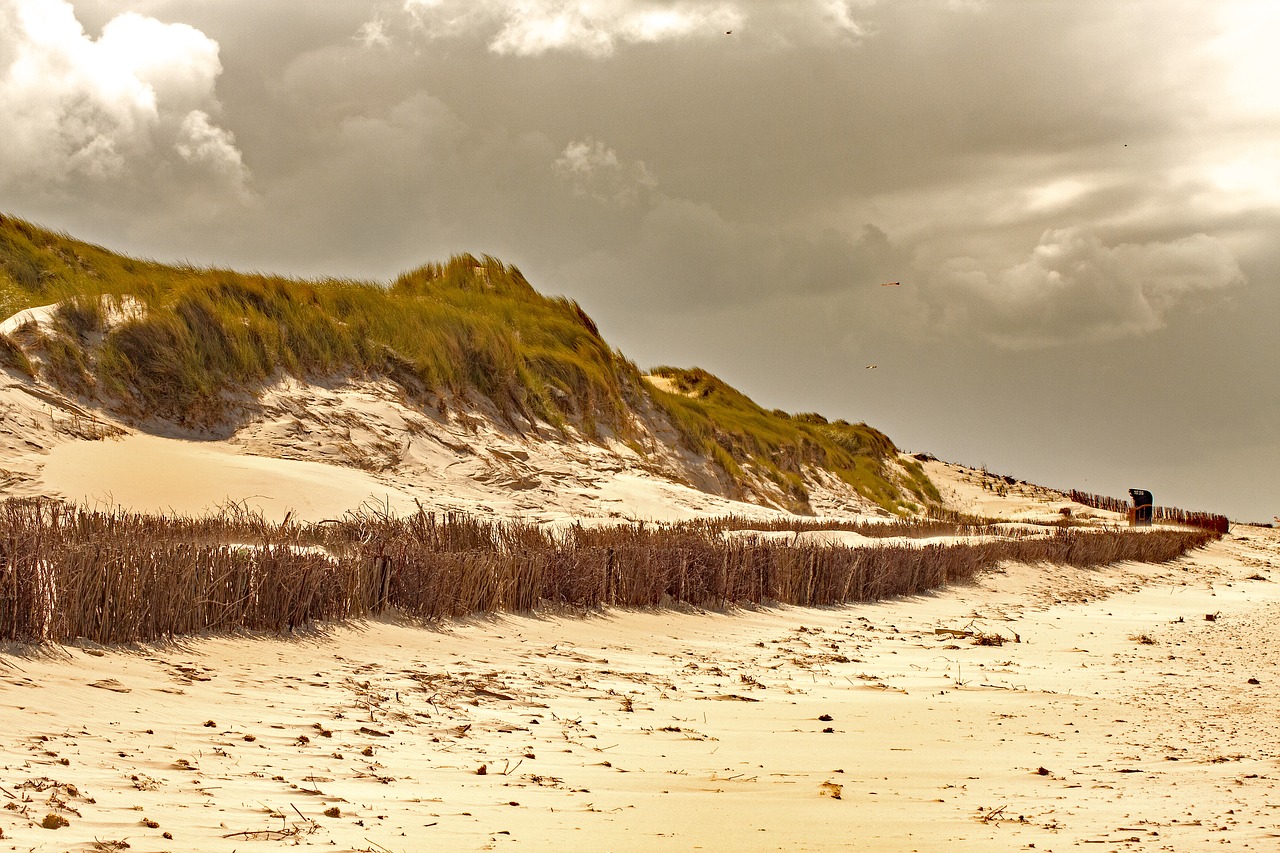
[0,213,940,522]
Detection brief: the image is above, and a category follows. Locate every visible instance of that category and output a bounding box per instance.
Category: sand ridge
[0,297,935,524]
[8,366,855,525]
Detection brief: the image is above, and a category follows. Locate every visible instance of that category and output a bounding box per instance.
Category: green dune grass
[0,212,935,514]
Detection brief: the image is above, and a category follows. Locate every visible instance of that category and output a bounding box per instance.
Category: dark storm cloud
[555,201,912,315]
[1,0,1276,518]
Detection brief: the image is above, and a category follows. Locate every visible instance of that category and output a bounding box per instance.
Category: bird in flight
[866,364,877,370]
[880,281,900,287]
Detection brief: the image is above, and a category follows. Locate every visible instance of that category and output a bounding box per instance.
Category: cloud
[554,138,655,204]
[397,0,906,54]
[932,227,1245,349]
[355,16,392,49]
[1204,1,1280,120]
[821,1,874,39]
[555,185,916,322]
[403,0,743,57]
[175,110,247,181]
[0,0,246,193]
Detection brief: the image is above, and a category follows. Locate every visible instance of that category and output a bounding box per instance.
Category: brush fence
[0,500,1215,644]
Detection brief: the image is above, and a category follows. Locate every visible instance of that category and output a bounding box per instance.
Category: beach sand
[2,526,1278,851]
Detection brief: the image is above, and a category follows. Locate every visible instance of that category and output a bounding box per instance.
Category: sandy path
[1,527,1278,852]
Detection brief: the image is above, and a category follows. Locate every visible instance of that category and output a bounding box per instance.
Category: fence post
[375,555,392,613]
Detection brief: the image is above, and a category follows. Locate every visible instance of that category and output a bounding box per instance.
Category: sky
[1,0,1277,521]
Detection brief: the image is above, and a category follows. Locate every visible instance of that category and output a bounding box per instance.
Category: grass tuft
[0,331,33,376]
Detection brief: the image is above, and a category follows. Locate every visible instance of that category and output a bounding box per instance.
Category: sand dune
[0,297,925,524]
[41,433,424,521]
[1,361,812,525]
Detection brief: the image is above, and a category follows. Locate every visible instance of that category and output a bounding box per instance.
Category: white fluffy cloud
[822,1,874,39]
[355,16,392,49]
[934,227,1245,348]
[396,0,911,54]
[554,138,655,204]
[0,0,246,191]
[175,110,247,179]
[403,0,743,56]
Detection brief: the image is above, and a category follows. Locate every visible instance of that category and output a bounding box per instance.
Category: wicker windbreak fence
[1068,490,1130,515]
[1067,490,1230,534]
[1150,506,1231,534]
[0,499,1217,645]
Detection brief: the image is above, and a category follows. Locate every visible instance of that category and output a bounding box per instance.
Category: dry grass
[0,331,34,377]
[0,499,1218,645]
[671,513,1008,538]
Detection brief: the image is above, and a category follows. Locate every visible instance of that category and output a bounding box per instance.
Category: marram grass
[0,212,929,513]
[647,367,915,513]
